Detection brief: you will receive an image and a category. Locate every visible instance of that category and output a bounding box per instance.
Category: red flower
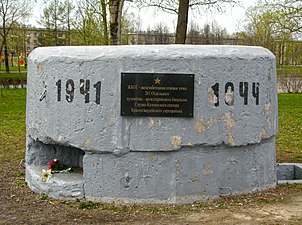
[48,159,60,170]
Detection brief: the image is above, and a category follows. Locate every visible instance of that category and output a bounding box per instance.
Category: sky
[29,0,258,34]
[124,0,258,34]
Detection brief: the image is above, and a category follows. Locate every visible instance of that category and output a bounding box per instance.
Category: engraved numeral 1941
[56,79,101,104]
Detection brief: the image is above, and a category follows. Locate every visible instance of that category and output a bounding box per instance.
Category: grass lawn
[277,65,302,72]
[277,93,302,162]
[0,89,301,163]
[0,65,27,72]
[0,89,26,162]
[0,73,27,81]
[277,65,302,77]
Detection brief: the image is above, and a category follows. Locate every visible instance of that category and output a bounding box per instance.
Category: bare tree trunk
[16,48,24,88]
[4,35,10,73]
[175,0,189,44]
[109,0,124,45]
[23,29,27,68]
[101,0,109,45]
[67,7,71,46]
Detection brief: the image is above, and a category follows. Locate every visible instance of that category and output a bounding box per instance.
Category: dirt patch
[1,162,302,224]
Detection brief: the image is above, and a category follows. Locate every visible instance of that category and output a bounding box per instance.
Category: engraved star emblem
[154,77,161,84]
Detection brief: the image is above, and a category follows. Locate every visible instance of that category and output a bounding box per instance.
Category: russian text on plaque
[121,73,194,117]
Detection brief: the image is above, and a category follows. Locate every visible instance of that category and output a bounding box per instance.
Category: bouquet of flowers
[40,159,72,182]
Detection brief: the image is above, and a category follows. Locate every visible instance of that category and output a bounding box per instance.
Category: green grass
[0,89,26,162]
[277,65,302,77]
[0,73,27,80]
[0,90,301,163]
[276,93,302,162]
[276,65,302,71]
[0,65,27,72]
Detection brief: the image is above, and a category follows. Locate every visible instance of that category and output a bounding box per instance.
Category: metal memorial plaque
[121,73,194,117]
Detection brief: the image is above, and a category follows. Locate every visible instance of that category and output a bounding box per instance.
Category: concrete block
[277,164,295,180]
[26,45,278,203]
[26,45,277,153]
[84,140,276,204]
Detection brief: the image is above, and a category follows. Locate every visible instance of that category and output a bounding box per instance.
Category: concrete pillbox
[26,45,278,203]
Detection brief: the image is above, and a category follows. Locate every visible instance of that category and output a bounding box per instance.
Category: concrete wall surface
[26,45,278,203]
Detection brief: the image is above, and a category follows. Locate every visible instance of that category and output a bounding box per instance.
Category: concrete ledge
[26,166,84,200]
[277,163,302,184]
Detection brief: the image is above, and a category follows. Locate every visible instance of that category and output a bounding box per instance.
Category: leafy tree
[80,0,109,45]
[245,0,302,39]
[284,41,302,65]
[0,0,31,73]
[9,24,26,68]
[268,0,302,35]
[8,23,27,86]
[61,0,75,45]
[75,0,141,45]
[240,0,301,65]
[74,0,106,45]
[39,0,67,46]
[244,4,278,48]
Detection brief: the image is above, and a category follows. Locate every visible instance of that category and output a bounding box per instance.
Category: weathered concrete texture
[26,138,85,168]
[27,45,277,153]
[26,166,84,199]
[84,139,276,204]
[26,45,278,203]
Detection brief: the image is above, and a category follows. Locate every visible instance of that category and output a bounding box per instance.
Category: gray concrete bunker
[26,45,278,204]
